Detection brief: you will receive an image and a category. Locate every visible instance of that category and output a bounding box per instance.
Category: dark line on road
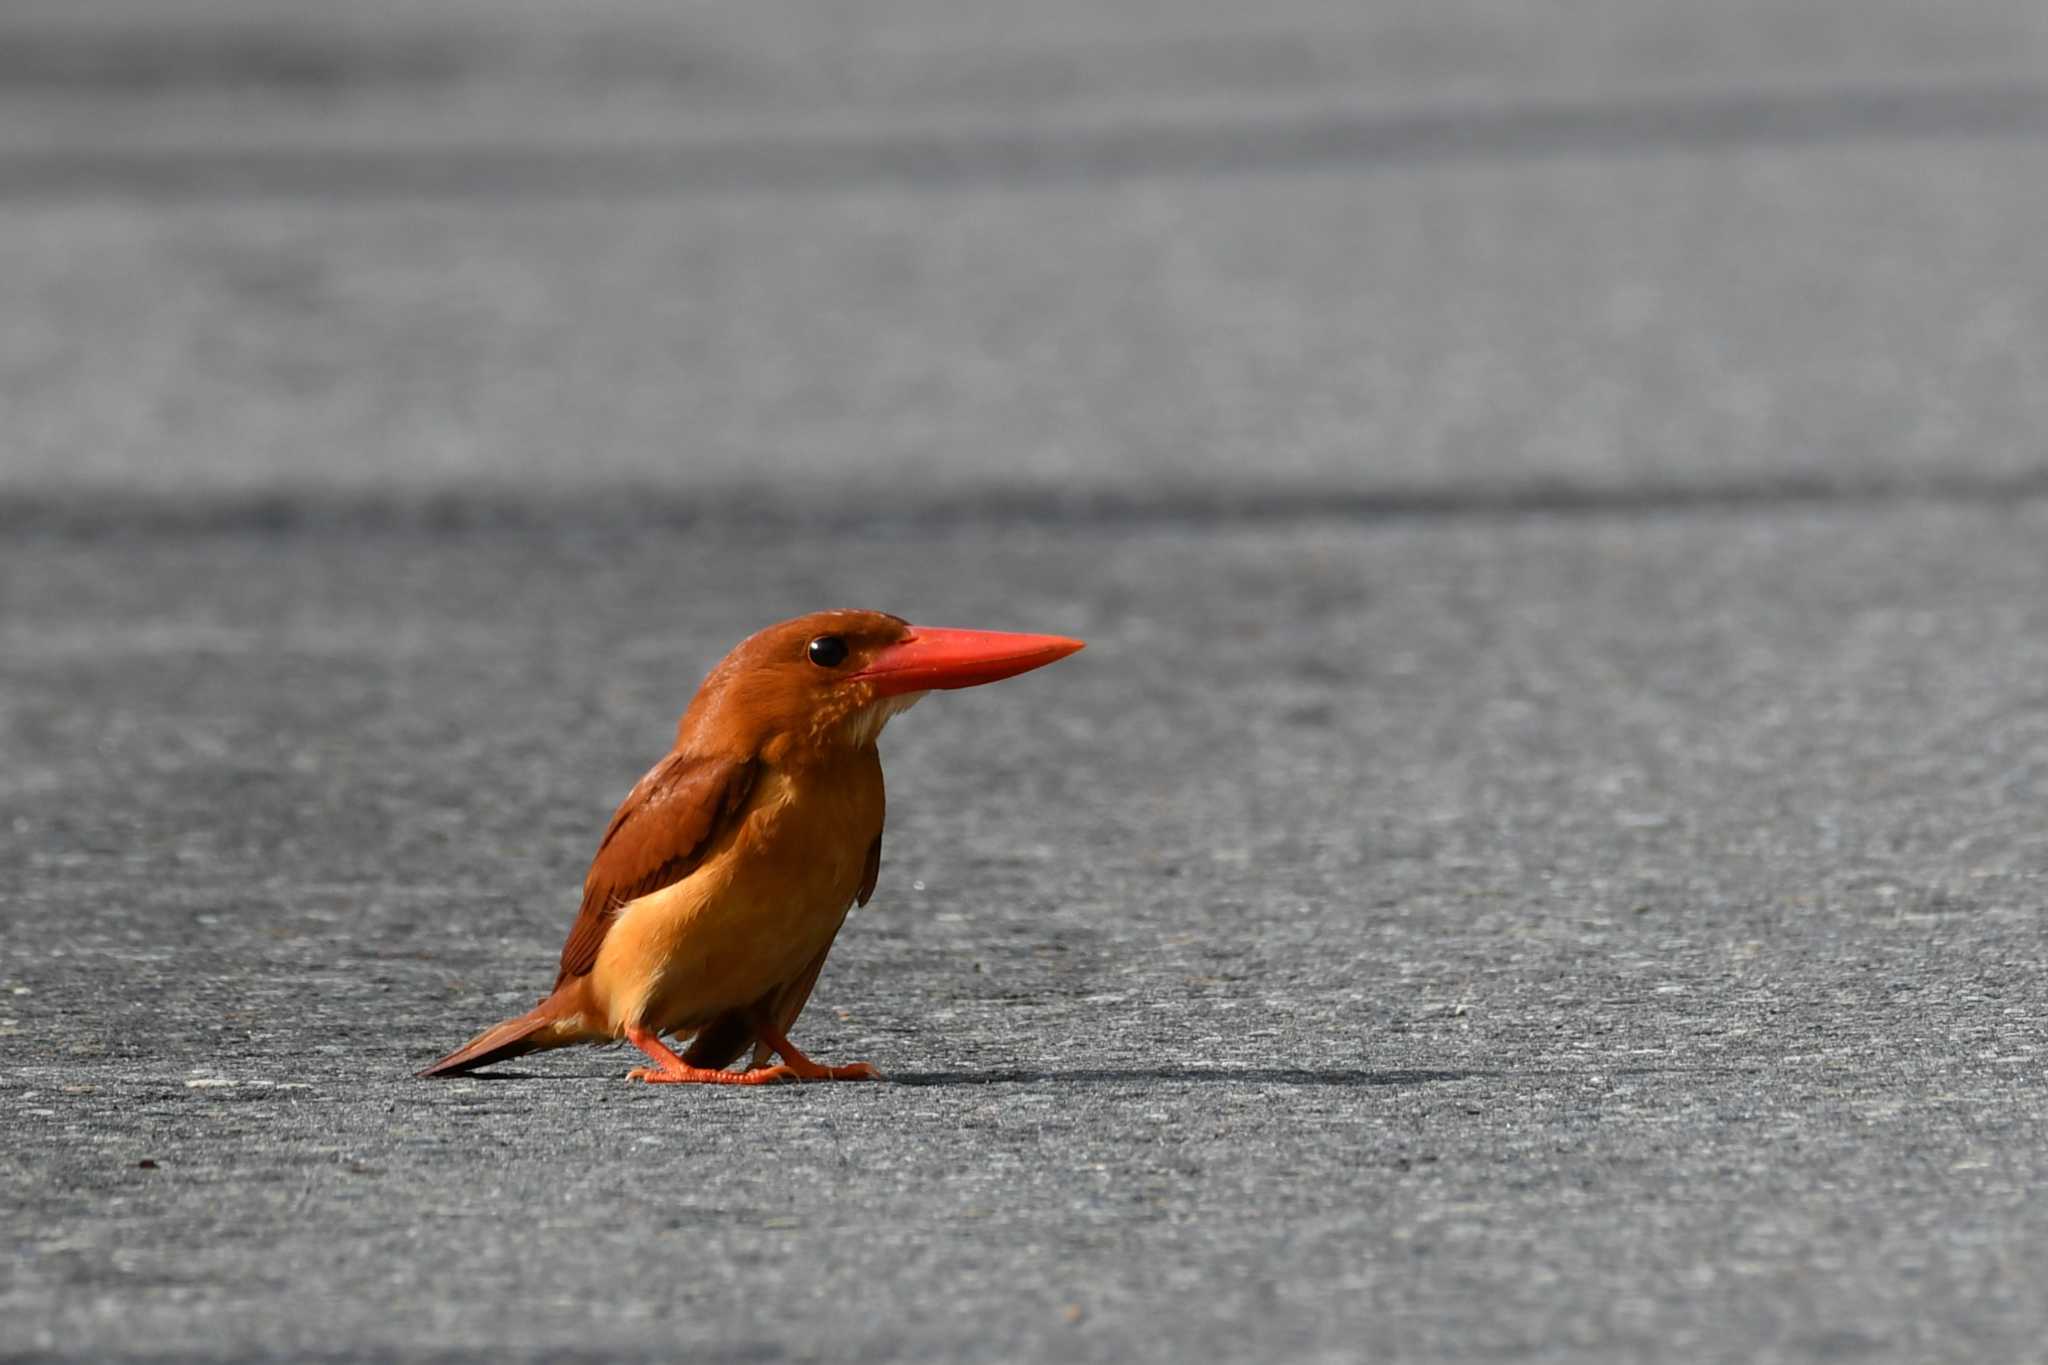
[6,469,2048,540]
[3,81,2045,200]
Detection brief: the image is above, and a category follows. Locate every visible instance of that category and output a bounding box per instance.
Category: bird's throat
[842,689,927,747]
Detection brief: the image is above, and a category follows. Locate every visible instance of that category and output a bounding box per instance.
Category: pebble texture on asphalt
[7,512,2047,1361]
[4,2,2048,1361]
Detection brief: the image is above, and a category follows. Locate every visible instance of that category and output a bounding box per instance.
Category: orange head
[676,610,1084,763]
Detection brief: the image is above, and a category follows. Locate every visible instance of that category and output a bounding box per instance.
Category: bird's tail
[417,991,592,1078]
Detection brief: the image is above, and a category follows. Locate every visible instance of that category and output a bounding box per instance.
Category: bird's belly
[588,773,878,1035]
[608,874,852,1036]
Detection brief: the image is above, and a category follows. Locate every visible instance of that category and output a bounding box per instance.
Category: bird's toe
[736,1064,800,1085]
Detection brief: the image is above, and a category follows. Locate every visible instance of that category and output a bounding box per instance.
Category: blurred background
[4,0,2048,512]
[8,3,2048,1362]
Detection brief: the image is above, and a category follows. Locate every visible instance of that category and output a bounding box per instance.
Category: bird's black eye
[807,635,849,668]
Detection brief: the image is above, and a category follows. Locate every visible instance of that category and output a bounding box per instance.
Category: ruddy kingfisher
[419,610,1084,1084]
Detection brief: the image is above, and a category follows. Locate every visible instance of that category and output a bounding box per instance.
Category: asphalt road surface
[5,3,2048,1362]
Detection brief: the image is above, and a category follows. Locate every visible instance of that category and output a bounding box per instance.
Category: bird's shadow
[450,1065,1484,1087]
[887,1066,1485,1088]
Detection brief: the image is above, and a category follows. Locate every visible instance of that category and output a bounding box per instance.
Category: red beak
[852,626,1085,697]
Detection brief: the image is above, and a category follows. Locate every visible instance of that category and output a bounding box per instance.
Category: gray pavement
[4,3,2048,1362]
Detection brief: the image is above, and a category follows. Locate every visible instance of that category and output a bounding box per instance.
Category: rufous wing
[553,749,758,988]
[856,830,883,907]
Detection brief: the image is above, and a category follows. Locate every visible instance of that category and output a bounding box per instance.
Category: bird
[418,609,1084,1084]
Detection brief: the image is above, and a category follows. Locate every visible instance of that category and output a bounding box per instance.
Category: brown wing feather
[768,943,835,1037]
[856,831,883,906]
[553,751,757,988]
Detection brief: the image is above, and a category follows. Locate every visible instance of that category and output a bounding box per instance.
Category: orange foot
[627,1062,795,1086]
[753,1020,883,1083]
[625,1026,795,1085]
